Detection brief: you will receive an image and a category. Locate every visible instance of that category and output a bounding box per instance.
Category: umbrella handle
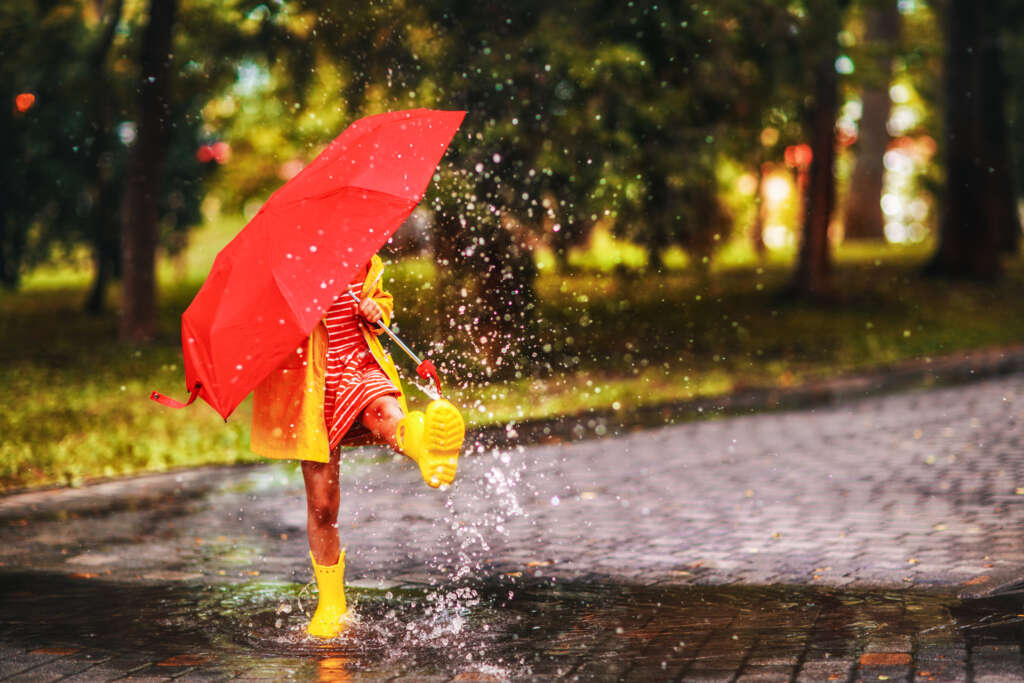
[416,359,443,397]
[151,383,202,409]
[349,290,423,364]
[349,291,443,398]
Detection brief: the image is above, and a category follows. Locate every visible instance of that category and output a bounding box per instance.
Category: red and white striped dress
[322,280,399,450]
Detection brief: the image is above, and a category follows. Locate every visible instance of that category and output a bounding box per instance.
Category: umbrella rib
[267,183,421,209]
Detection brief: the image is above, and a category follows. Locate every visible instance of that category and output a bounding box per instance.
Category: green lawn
[3,222,1023,491]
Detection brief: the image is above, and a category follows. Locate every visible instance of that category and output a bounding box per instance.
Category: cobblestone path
[2,374,1023,680]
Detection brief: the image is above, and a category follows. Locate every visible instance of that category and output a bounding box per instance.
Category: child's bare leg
[301,448,347,638]
[361,395,405,451]
[301,448,341,565]
[362,395,461,487]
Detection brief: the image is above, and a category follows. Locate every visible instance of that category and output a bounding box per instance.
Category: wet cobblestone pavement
[4,572,1024,681]
[2,373,1024,680]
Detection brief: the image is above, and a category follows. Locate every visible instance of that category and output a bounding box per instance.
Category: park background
[3,0,1024,492]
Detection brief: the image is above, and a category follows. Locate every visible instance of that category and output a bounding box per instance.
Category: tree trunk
[120,0,177,341]
[751,163,767,260]
[0,209,24,289]
[645,172,668,272]
[1,81,21,288]
[790,23,840,298]
[550,217,590,274]
[85,175,120,314]
[84,0,124,315]
[981,8,1021,255]
[431,210,467,347]
[843,0,900,241]
[925,0,1015,279]
[476,226,537,379]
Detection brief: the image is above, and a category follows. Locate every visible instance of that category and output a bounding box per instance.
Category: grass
[444,245,1024,423]
[3,220,1023,491]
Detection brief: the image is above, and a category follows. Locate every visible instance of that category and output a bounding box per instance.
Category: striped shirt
[322,281,399,450]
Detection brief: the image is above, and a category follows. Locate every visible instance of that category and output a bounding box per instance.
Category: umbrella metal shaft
[347,291,423,366]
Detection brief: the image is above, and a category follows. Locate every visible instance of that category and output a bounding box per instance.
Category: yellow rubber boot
[307,550,347,639]
[395,398,465,488]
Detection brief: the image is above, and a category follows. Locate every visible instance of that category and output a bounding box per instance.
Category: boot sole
[425,400,465,459]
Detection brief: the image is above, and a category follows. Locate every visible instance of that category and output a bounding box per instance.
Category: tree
[790,0,850,298]
[116,0,305,336]
[1,0,223,313]
[1006,4,1024,249]
[1,2,96,289]
[925,0,1021,279]
[120,0,179,341]
[843,0,901,241]
[82,0,126,314]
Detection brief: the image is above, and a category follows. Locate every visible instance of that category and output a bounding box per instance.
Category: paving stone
[49,662,115,680]
[864,636,914,653]
[734,664,794,682]
[916,645,968,663]
[2,653,103,682]
[915,660,968,681]
[673,670,736,682]
[972,644,1024,681]
[744,654,799,668]
[0,647,63,679]
[795,659,851,682]
[170,671,237,682]
[973,643,1021,661]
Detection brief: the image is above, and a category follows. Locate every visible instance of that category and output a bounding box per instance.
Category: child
[250,253,465,639]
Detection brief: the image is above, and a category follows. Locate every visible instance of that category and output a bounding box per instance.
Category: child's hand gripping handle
[416,359,442,398]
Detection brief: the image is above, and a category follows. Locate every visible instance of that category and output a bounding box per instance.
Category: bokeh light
[14,92,35,113]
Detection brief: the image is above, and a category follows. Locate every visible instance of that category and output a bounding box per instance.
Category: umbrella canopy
[156,109,465,420]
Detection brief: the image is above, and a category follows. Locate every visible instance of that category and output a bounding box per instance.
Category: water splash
[408,438,531,655]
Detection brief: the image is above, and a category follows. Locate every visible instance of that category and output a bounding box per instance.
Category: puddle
[2,571,1024,678]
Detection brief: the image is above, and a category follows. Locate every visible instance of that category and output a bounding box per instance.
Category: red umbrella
[152,108,466,420]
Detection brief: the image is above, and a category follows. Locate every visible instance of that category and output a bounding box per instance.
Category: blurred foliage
[1,0,309,298]
[5,0,1022,298]
[2,1,204,291]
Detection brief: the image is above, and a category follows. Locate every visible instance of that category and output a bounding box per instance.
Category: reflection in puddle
[2,571,1024,678]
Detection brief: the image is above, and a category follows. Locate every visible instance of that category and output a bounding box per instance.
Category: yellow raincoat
[250,255,407,463]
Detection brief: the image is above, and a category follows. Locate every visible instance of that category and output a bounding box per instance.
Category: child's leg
[301,448,342,565]
[301,448,347,638]
[360,395,405,451]
[360,395,463,488]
